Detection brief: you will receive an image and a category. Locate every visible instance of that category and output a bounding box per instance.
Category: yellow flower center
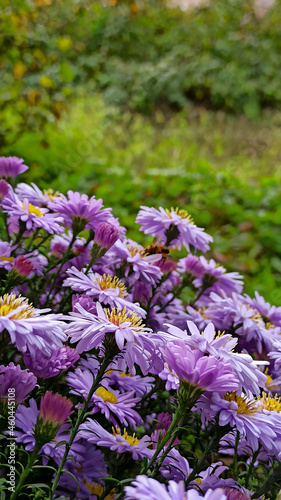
[0,256,14,262]
[95,387,118,404]
[104,306,143,328]
[0,294,34,319]
[43,188,61,202]
[127,244,145,257]
[258,392,281,413]
[223,392,258,415]
[22,202,43,217]
[120,371,132,377]
[96,274,128,297]
[112,426,140,446]
[165,207,194,223]
[82,480,115,499]
[244,304,263,324]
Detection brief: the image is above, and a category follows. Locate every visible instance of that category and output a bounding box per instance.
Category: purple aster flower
[125,476,227,500]
[192,257,244,297]
[0,156,28,178]
[92,387,142,428]
[162,341,239,397]
[268,340,281,370]
[14,398,38,451]
[159,362,180,391]
[0,179,11,201]
[65,302,156,374]
[105,364,154,396]
[243,291,281,328]
[113,239,163,286]
[0,362,37,404]
[0,241,15,271]
[2,192,64,234]
[162,321,267,396]
[15,182,62,208]
[185,306,212,331]
[207,292,280,354]
[63,266,146,317]
[160,448,235,491]
[50,232,87,258]
[72,294,98,314]
[57,441,108,499]
[197,392,281,454]
[66,366,142,428]
[177,254,206,277]
[0,293,67,355]
[14,399,83,463]
[136,206,213,252]
[223,488,252,500]
[151,412,181,449]
[49,190,115,234]
[23,345,79,379]
[78,419,153,460]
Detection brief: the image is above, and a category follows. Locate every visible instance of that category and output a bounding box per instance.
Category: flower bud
[94,222,120,251]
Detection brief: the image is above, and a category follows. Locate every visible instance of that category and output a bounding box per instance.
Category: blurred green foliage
[2,0,281,147]
[4,94,281,305]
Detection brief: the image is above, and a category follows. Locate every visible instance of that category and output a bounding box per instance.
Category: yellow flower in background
[13,62,27,79]
[27,90,41,105]
[39,75,54,88]
[57,37,72,51]
[35,0,52,6]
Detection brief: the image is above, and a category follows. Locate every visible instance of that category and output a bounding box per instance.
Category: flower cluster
[1,156,281,500]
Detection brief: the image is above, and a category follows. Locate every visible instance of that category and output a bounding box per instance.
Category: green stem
[251,462,281,499]
[185,424,230,487]
[189,286,205,306]
[45,234,76,304]
[232,430,240,478]
[139,404,183,476]
[245,449,259,489]
[31,232,51,251]
[10,445,40,500]
[50,355,113,497]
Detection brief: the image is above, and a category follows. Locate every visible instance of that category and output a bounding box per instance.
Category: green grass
[4,92,281,304]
